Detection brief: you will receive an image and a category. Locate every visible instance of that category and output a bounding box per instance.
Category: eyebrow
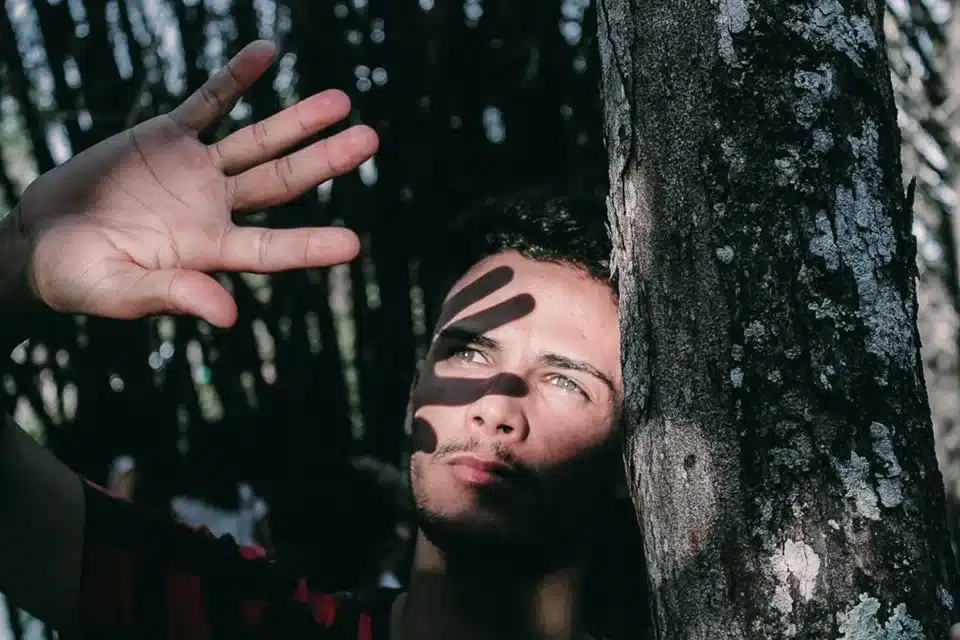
[435,326,500,351]
[434,327,617,397]
[539,352,618,398]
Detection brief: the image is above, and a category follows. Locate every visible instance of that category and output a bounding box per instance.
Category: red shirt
[80,481,398,638]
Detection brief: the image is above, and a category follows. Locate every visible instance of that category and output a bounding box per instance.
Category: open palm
[14,40,378,328]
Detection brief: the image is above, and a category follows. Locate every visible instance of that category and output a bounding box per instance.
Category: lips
[448,454,523,487]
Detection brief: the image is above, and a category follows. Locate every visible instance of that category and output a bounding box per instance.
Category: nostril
[497,424,513,435]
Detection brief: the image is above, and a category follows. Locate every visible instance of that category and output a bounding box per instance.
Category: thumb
[121,268,239,327]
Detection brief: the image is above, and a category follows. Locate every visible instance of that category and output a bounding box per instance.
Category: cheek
[410,405,466,454]
[528,409,616,467]
[409,451,462,509]
[409,451,426,485]
[410,415,438,454]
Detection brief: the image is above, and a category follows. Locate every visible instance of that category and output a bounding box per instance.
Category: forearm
[0,206,45,357]
[0,212,82,629]
[0,413,84,633]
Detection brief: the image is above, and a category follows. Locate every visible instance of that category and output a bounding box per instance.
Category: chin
[414,466,533,535]
[410,460,600,568]
[416,503,590,574]
[417,503,533,553]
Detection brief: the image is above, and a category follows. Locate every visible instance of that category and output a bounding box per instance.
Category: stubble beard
[410,461,594,576]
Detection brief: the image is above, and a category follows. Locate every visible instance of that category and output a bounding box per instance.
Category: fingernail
[348,127,374,148]
[250,40,276,54]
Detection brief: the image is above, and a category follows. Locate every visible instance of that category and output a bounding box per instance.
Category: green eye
[453,347,484,363]
[550,375,583,394]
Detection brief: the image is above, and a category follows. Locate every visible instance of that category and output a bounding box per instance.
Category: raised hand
[5,40,378,328]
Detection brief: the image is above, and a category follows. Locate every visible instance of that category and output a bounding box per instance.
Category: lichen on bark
[597,0,958,637]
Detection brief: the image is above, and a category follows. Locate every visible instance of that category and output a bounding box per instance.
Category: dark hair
[425,189,616,319]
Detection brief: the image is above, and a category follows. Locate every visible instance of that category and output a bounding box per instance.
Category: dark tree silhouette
[0,0,610,636]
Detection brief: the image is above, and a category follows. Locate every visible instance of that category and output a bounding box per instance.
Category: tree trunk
[596,0,959,637]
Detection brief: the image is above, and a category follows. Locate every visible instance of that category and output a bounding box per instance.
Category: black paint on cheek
[434,265,516,331]
[487,373,528,398]
[411,416,438,454]
[413,371,529,410]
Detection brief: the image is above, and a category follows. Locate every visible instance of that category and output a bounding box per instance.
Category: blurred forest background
[0,0,958,637]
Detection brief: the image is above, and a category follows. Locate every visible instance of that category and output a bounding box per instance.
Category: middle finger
[212,89,352,175]
[227,124,379,212]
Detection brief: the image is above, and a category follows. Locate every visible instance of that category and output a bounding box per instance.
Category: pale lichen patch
[812,128,834,152]
[769,540,820,634]
[876,478,902,509]
[794,65,835,127]
[870,422,902,476]
[837,595,925,639]
[720,137,746,174]
[808,298,845,322]
[715,0,750,64]
[883,604,925,639]
[775,149,801,186]
[809,210,840,270]
[771,433,813,477]
[837,595,882,639]
[785,539,820,600]
[716,245,735,263]
[938,585,954,610]
[730,367,744,388]
[771,584,793,616]
[818,371,832,390]
[744,321,765,342]
[832,120,913,367]
[835,451,880,520]
[786,0,877,69]
[870,422,903,508]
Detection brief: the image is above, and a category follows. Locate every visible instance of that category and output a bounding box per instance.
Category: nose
[466,391,529,442]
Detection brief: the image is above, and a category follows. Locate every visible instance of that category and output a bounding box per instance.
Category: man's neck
[399,531,588,640]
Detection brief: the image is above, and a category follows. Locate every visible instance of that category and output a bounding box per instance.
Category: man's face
[408,250,623,560]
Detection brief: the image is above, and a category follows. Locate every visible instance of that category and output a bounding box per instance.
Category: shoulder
[318,586,403,639]
[82,481,402,637]
[256,581,401,638]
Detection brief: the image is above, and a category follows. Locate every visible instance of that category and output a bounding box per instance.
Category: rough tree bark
[597,0,959,637]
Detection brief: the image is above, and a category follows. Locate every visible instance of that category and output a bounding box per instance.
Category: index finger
[170,40,277,135]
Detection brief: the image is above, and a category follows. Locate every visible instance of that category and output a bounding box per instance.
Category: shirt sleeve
[78,481,345,638]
